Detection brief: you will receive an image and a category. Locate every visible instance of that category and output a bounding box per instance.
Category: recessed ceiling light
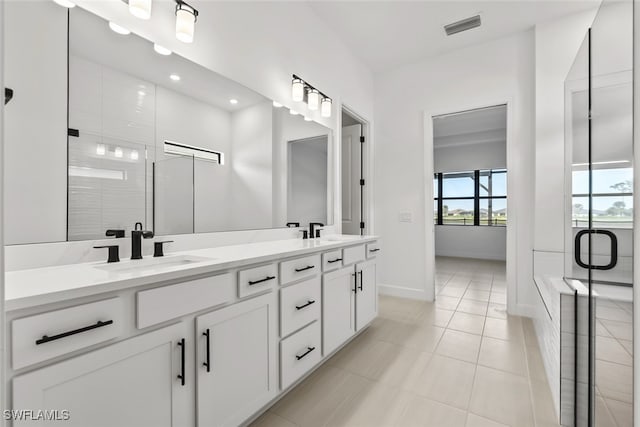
[273,101,283,108]
[229,99,238,105]
[153,44,172,56]
[109,22,131,35]
[170,74,181,81]
[304,116,313,122]
[52,0,76,8]
[289,110,299,115]
[137,90,146,96]
[129,0,152,20]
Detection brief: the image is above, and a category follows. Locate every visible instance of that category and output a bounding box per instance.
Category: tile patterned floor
[251,257,559,427]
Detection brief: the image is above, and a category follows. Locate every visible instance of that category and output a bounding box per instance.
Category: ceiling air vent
[444,15,481,36]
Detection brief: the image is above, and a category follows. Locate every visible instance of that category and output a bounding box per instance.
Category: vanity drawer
[280,277,321,337]
[322,250,343,272]
[366,242,381,258]
[238,263,278,298]
[137,273,235,329]
[280,254,321,285]
[12,297,123,370]
[342,245,366,266]
[280,321,321,390]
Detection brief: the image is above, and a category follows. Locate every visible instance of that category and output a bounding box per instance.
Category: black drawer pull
[202,329,211,373]
[327,258,342,264]
[295,300,316,310]
[248,275,276,286]
[35,320,114,345]
[295,265,315,272]
[369,248,380,253]
[177,338,186,386]
[295,346,316,360]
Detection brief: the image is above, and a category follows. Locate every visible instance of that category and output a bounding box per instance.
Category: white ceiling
[433,104,506,148]
[308,0,601,72]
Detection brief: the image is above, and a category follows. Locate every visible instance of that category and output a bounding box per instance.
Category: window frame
[434,169,507,227]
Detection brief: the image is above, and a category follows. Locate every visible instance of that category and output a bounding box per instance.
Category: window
[434,169,507,226]
[572,167,633,228]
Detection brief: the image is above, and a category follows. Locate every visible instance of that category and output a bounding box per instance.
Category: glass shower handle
[574,229,618,270]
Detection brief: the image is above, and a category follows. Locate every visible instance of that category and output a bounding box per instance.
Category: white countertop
[5,235,378,312]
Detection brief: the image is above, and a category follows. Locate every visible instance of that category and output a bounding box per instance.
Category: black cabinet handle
[295,300,316,310]
[352,273,357,293]
[248,275,276,286]
[35,320,114,345]
[295,265,315,272]
[295,346,316,361]
[358,270,363,291]
[369,248,380,253]
[327,258,342,264]
[202,329,210,373]
[177,338,186,386]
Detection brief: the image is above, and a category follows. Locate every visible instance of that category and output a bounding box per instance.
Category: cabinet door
[196,292,277,427]
[322,266,356,356]
[356,259,378,330]
[12,322,192,427]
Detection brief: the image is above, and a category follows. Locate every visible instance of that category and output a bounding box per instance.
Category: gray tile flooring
[251,257,559,427]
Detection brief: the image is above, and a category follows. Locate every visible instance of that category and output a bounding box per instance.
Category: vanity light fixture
[229,99,238,105]
[170,73,181,81]
[304,116,313,122]
[109,22,131,35]
[307,89,320,111]
[321,97,332,118]
[153,44,172,56]
[272,101,283,108]
[175,0,199,43]
[291,74,332,118]
[96,144,106,156]
[129,0,152,20]
[289,110,299,116]
[52,0,76,8]
[130,150,140,161]
[291,78,305,102]
[114,147,124,158]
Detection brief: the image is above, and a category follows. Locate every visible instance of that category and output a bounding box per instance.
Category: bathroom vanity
[5,236,380,426]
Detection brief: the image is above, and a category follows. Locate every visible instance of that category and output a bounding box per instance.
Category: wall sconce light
[307,89,320,111]
[114,147,124,158]
[129,0,152,20]
[96,144,106,156]
[175,0,199,43]
[291,78,305,102]
[291,74,332,118]
[109,21,131,35]
[321,97,332,118]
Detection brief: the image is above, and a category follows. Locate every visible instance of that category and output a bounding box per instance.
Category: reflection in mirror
[65,6,333,241]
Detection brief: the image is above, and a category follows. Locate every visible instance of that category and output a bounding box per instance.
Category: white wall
[3,1,67,245]
[374,30,535,312]
[434,140,506,173]
[435,227,506,261]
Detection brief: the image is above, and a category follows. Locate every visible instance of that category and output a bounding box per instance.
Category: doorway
[341,108,368,235]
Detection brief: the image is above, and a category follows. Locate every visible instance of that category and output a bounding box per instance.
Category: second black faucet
[131,222,154,260]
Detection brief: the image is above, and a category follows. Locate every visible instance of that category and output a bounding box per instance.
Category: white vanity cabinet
[355,259,378,329]
[195,292,277,427]
[12,322,192,427]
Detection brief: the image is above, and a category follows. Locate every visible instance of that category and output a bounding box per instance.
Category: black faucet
[131,222,154,260]
[106,229,125,238]
[309,222,324,239]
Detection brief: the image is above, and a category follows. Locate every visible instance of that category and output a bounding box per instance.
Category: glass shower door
[565,1,633,425]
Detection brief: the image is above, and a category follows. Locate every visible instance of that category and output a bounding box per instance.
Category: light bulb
[272,101,283,108]
[114,147,123,158]
[289,110,299,116]
[229,99,238,105]
[153,44,172,56]
[304,117,313,122]
[130,150,139,160]
[291,78,304,102]
[175,2,197,43]
[129,0,152,20]
[52,0,75,8]
[321,97,332,118]
[307,89,319,110]
[96,144,106,156]
[109,22,131,35]
[170,74,181,81]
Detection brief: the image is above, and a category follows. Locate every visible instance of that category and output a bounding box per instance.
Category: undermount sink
[95,255,214,274]
[319,235,359,242]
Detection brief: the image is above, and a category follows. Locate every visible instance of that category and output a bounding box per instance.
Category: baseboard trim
[435,251,506,261]
[378,283,432,301]
[513,302,536,318]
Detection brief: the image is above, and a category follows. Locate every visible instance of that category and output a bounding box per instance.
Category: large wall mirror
[3,3,333,244]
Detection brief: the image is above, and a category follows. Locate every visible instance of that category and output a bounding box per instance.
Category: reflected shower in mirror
[66,6,333,241]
